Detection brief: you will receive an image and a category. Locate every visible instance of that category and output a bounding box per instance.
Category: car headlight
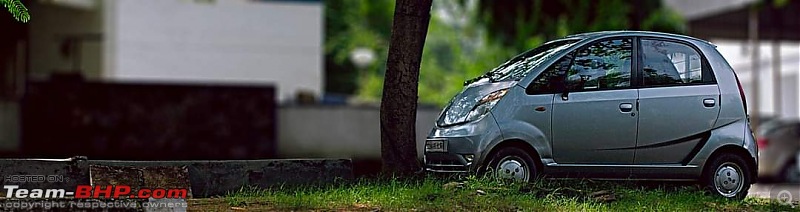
[439,89,508,126]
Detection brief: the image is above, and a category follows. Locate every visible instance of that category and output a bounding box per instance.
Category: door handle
[703,98,716,107]
[619,103,633,112]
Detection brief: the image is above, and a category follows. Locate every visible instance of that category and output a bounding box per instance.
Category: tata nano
[424,31,757,199]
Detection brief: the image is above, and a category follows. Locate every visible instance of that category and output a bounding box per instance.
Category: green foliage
[329,0,514,106]
[2,0,29,23]
[774,0,791,7]
[640,8,686,34]
[412,10,515,106]
[477,0,685,52]
[587,0,630,31]
[326,0,687,107]
[324,0,393,94]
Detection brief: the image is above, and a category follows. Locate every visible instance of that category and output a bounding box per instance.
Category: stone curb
[0,158,353,198]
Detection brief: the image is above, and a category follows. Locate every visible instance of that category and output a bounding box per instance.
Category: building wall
[2,1,104,151]
[21,80,277,160]
[278,106,440,160]
[0,101,18,151]
[713,40,800,119]
[782,73,800,118]
[28,1,104,80]
[104,0,322,101]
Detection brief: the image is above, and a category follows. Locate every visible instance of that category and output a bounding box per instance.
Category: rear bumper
[757,151,778,176]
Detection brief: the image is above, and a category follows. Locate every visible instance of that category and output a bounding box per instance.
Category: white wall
[278,106,441,160]
[663,0,756,20]
[104,0,323,101]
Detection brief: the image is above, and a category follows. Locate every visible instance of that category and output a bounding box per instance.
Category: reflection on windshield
[486,40,579,82]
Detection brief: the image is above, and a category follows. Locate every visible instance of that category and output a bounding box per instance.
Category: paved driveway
[749,183,800,205]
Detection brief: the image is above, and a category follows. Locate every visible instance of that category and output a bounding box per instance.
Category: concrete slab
[0,158,89,190]
[0,158,353,197]
[91,159,353,197]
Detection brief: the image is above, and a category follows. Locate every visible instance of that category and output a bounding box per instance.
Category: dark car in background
[757,119,800,183]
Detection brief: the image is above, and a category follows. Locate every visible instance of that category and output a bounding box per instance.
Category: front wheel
[702,154,752,200]
[484,147,537,183]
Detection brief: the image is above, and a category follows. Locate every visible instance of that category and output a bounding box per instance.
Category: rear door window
[640,39,715,87]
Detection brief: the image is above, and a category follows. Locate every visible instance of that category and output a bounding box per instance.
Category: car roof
[563,31,715,47]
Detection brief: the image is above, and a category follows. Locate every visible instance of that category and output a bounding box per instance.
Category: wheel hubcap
[714,162,744,197]
[495,156,529,182]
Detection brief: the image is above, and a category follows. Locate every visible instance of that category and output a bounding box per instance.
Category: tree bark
[380,0,432,175]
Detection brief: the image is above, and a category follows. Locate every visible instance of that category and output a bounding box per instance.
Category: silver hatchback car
[424,31,757,199]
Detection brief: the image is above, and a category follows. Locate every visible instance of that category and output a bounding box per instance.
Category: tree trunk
[380,0,432,175]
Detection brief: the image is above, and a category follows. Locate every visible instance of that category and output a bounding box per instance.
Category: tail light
[733,73,748,113]
[756,137,768,149]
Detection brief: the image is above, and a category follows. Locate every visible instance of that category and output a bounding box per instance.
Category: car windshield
[468,39,579,83]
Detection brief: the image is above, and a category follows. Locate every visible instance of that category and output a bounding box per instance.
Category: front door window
[567,39,633,91]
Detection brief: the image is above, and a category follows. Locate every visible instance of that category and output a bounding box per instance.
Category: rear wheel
[484,147,537,182]
[702,154,751,200]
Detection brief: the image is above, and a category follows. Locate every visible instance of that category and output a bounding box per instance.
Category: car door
[551,37,638,164]
[634,38,721,164]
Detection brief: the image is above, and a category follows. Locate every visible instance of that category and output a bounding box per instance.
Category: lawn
[190,176,796,211]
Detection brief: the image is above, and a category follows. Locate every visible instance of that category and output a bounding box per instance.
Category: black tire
[702,154,752,200]
[483,147,537,183]
[780,160,800,183]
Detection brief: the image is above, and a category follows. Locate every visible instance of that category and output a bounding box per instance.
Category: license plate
[425,140,447,152]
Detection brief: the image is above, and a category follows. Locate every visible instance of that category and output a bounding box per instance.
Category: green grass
[223,176,796,211]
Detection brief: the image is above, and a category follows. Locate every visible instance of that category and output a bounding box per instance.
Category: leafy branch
[2,0,29,23]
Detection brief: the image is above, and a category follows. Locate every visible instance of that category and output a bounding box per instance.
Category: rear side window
[641,39,715,87]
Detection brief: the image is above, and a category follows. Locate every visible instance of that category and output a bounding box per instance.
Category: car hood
[459,79,518,98]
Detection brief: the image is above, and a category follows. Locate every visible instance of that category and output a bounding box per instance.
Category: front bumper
[424,136,480,173]
[424,113,502,173]
[425,152,472,173]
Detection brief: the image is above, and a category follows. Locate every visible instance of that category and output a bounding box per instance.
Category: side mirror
[561,89,569,101]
